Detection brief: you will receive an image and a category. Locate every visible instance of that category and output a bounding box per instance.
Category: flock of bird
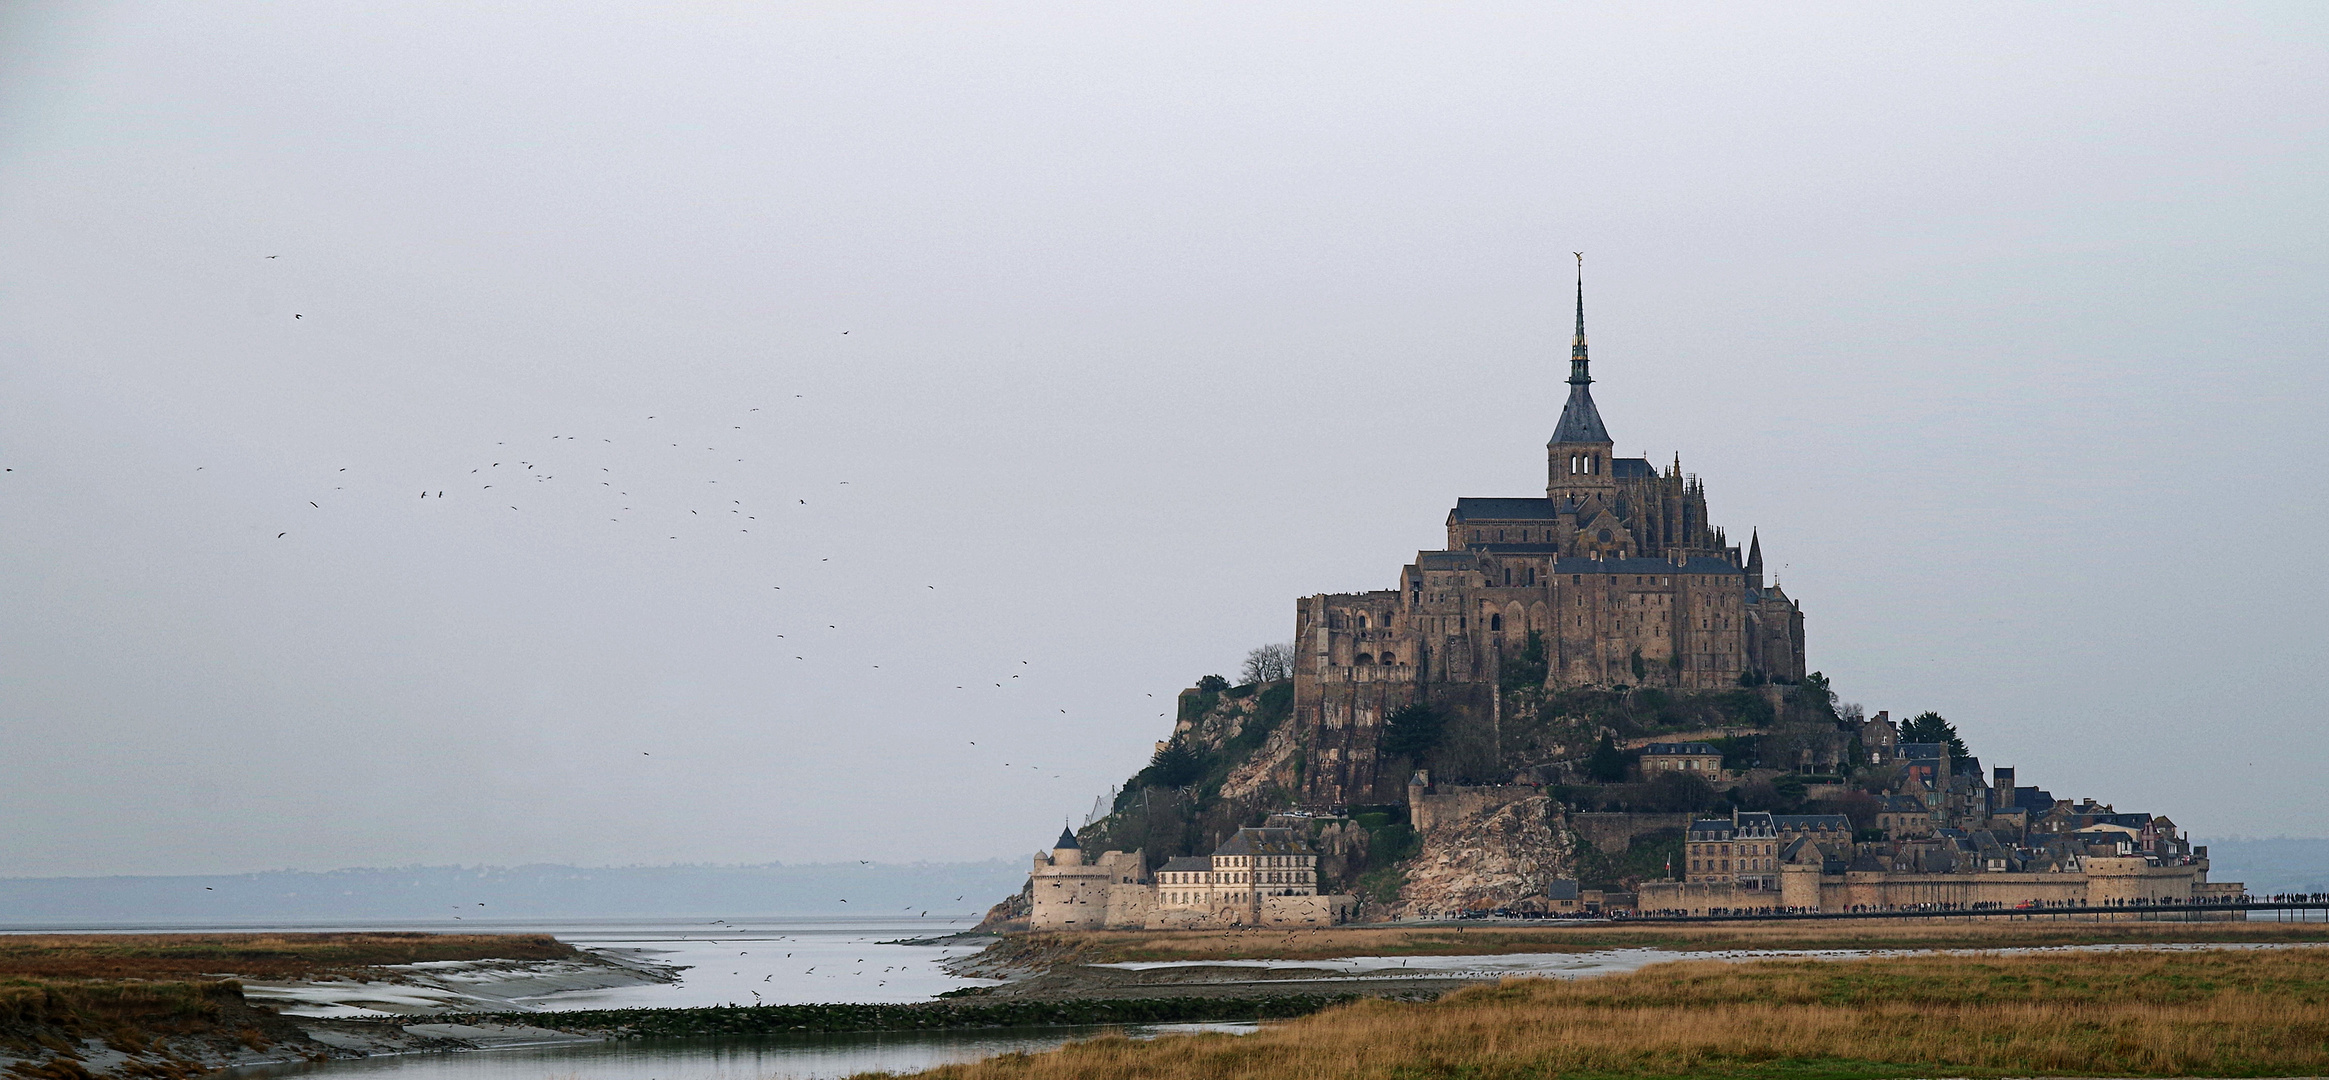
[230,391,1164,773]
[176,258,1168,921]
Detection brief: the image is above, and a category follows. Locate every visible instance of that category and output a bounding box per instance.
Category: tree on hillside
[1645,771,1718,813]
[1900,711,1970,759]
[1586,732,1629,783]
[1241,642,1294,685]
[1787,670,1839,722]
[1817,789,1884,832]
[1140,738,1206,789]
[1501,630,1548,692]
[1380,702,1445,761]
[1196,674,1231,693]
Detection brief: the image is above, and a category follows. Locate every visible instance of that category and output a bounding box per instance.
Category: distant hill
[0,861,1026,926]
[2198,839,2329,894]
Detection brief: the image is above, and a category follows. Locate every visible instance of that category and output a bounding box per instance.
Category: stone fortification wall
[1639,859,2215,916]
[1028,849,1147,929]
[1410,781,1542,833]
[1261,894,1357,926]
[1571,812,1696,854]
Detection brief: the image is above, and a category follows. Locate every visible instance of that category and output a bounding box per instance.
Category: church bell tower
[1547,254,1615,501]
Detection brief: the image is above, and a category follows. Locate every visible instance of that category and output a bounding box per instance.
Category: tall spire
[1745,529,1765,588]
[1569,252,1591,386]
[1548,251,1611,448]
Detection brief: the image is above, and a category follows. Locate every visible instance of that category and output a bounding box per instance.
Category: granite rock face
[1395,794,1576,917]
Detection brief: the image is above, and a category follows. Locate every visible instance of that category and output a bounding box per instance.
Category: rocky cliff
[1391,793,1578,917]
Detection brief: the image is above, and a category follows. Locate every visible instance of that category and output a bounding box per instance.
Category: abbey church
[1292,272,1807,805]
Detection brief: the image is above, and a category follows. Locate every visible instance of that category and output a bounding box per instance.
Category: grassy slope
[888,945,2329,1080]
[1009,919,2329,964]
[0,933,575,981]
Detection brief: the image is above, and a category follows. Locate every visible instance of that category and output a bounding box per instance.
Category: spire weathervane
[1569,252,1591,386]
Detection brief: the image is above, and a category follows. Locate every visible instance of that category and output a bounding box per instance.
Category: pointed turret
[1746,529,1765,589]
[1548,254,1615,500]
[1049,825,1084,867]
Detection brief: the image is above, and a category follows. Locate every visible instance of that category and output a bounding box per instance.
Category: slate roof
[1546,879,1581,901]
[1212,827,1314,857]
[1452,497,1566,520]
[1643,742,1720,755]
[1158,856,1211,874]
[1882,795,1928,813]
[2014,787,2057,813]
[1899,743,1948,760]
[1568,556,1737,576]
[1551,384,1611,443]
[1688,818,1735,841]
[1613,457,1657,479]
[1771,814,1853,832]
[1414,544,1748,581]
[1055,827,1081,849]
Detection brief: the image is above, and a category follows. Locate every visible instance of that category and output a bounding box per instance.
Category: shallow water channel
[229,1024,1258,1080]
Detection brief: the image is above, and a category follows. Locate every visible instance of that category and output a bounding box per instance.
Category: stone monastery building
[1294,268,1807,805]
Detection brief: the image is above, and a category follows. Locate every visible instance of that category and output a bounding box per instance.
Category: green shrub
[1380,703,1445,760]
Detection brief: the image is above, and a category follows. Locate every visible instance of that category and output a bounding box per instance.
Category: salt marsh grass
[893,946,2329,1079]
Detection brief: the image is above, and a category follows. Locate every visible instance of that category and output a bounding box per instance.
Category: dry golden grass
[892,946,2329,1080]
[0,933,575,981]
[1032,917,2329,964]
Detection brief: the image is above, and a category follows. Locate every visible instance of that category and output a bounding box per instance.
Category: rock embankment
[1395,794,1577,917]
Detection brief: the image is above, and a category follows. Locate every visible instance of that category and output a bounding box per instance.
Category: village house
[1030,826,1355,929]
[1641,742,1724,778]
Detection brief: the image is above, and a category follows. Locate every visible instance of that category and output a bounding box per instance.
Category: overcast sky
[2,4,2324,877]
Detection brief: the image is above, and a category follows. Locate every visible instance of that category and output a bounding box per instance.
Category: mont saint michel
[1014,272,2235,931]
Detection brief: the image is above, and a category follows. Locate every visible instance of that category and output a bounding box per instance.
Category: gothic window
[1355,653,1373,665]
[1490,614,1503,631]
[1380,651,1396,664]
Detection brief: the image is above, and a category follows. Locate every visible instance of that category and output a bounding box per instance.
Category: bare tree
[1241,642,1295,684]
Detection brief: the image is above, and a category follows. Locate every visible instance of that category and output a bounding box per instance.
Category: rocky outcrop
[1394,794,1577,917]
[1219,714,1302,803]
[975,882,1031,932]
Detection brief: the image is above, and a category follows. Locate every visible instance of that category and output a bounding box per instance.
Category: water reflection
[232,1024,1257,1080]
